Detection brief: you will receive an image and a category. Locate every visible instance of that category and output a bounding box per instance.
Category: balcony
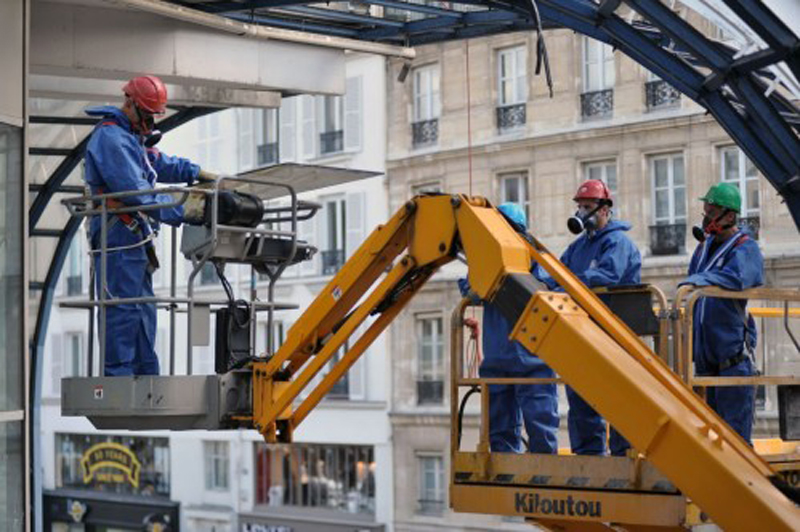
[417,379,444,405]
[645,80,681,110]
[322,249,345,275]
[649,223,686,256]
[580,89,614,119]
[66,275,82,296]
[257,142,279,166]
[496,103,526,132]
[739,216,761,240]
[412,119,438,148]
[319,130,344,155]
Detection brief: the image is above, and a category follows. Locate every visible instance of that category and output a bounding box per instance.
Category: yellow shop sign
[81,442,141,488]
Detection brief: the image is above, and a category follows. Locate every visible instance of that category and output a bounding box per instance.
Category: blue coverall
[459,277,560,454]
[84,106,200,376]
[680,230,763,443]
[536,220,641,456]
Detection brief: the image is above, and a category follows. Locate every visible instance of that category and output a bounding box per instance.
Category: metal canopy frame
[173,0,799,229]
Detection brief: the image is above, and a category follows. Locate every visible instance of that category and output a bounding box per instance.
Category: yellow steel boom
[249,194,800,531]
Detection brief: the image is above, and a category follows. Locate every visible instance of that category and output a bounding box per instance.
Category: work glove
[196,169,219,184]
[183,190,208,225]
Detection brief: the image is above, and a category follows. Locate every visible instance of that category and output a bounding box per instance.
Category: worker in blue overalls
[459,203,559,454]
[84,75,214,376]
[680,182,763,444]
[535,180,641,456]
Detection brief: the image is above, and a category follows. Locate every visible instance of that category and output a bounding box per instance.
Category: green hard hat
[699,182,741,213]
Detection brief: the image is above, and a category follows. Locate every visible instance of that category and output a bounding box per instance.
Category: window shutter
[345,191,366,260]
[279,98,296,163]
[344,76,363,152]
[301,96,316,159]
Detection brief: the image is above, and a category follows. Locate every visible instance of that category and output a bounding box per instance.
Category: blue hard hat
[498,202,527,230]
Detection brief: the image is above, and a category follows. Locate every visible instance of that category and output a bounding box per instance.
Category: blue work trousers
[93,225,160,376]
[566,387,630,456]
[702,358,756,444]
[481,365,559,454]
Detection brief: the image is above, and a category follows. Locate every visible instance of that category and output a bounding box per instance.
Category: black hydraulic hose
[457,386,481,449]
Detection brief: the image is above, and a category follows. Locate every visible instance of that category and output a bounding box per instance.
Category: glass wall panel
[0,421,24,530]
[0,123,23,412]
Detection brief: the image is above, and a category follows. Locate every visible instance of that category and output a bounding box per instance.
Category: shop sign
[81,441,141,488]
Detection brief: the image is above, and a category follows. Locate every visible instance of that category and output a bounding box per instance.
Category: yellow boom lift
[63,187,800,531]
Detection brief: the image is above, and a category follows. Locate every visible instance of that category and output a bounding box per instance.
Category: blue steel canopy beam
[721,0,800,82]
[621,0,800,175]
[363,0,464,19]
[279,5,406,28]
[183,0,299,14]
[227,12,361,37]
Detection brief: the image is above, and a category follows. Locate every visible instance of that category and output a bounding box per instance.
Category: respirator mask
[692,209,733,242]
[567,203,603,235]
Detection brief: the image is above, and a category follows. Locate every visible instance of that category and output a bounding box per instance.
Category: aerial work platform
[61,193,800,530]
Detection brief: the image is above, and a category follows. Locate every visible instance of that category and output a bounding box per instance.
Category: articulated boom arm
[251,194,800,531]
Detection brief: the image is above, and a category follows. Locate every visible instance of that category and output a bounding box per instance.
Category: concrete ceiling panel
[31,1,345,96]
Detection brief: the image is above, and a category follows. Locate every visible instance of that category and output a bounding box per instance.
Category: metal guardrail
[449,284,670,456]
[672,285,800,388]
[61,176,308,377]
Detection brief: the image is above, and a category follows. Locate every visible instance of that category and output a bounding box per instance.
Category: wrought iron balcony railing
[319,130,344,155]
[496,103,526,131]
[581,89,614,119]
[257,142,279,166]
[649,223,686,256]
[645,80,681,110]
[412,119,439,148]
[321,249,345,275]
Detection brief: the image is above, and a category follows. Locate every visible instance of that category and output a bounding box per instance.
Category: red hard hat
[123,75,168,114]
[573,179,613,206]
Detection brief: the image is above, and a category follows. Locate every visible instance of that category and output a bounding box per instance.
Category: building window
[581,37,615,119]
[257,108,280,166]
[204,441,230,491]
[55,433,171,497]
[417,454,445,515]
[496,46,527,131]
[412,64,440,148]
[498,172,530,222]
[417,315,444,405]
[195,113,222,172]
[65,237,83,296]
[649,153,687,256]
[327,344,350,400]
[64,333,84,378]
[318,95,344,156]
[322,197,346,275]
[721,146,761,238]
[254,443,376,516]
[583,160,618,214]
